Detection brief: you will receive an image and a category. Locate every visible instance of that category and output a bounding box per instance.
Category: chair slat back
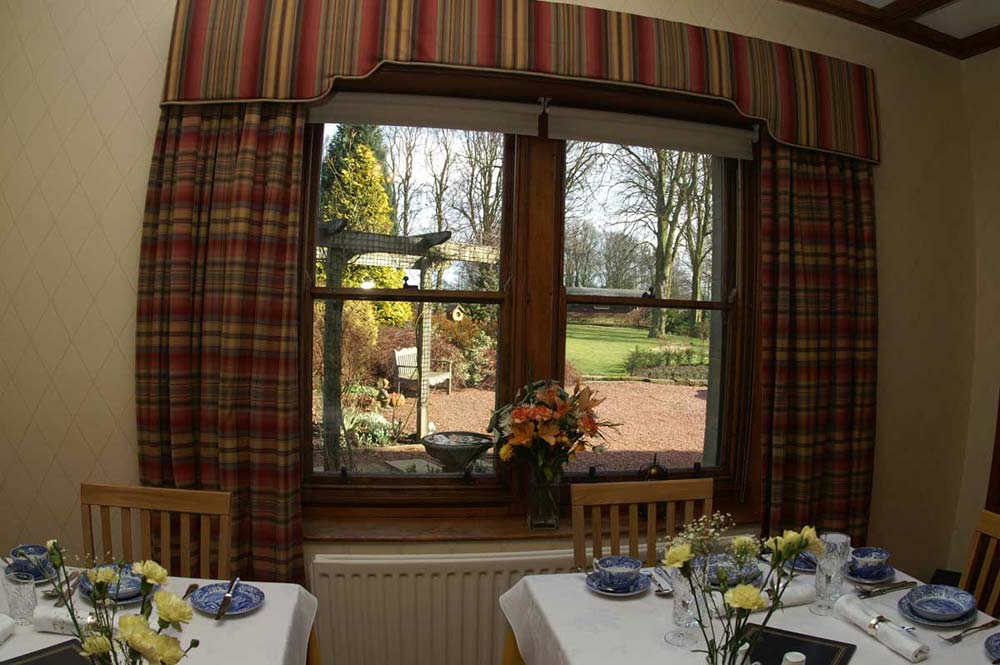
[570,479,714,568]
[961,509,1000,616]
[80,483,233,579]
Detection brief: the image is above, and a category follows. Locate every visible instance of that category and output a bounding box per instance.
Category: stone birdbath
[420,431,494,472]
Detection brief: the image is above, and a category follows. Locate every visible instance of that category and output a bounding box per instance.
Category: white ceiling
[917,0,1000,38]
[855,0,896,7]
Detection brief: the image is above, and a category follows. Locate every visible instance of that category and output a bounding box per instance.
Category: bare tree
[451,131,505,290]
[425,129,455,288]
[682,154,714,326]
[384,125,423,236]
[564,219,602,287]
[610,147,698,337]
[601,229,648,290]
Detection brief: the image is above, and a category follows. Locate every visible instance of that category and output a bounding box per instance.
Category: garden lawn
[566,323,706,376]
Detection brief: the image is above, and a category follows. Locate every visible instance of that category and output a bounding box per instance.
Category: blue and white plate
[190,582,265,616]
[845,565,895,585]
[79,565,144,600]
[79,585,153,607]
[585,571,651,598]
[897,594,977,628]
[985,632,1000,660]
[784,552,818,573]
[904,585,977,622]
[4,562,52,585]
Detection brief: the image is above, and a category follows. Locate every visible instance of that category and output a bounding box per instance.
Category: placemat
[746,624,856,665]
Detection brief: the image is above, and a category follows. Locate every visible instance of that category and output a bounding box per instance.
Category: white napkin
[32,604,89,636]
[834,595,929,662]
[0,613,14,645]
[709,580,815,616]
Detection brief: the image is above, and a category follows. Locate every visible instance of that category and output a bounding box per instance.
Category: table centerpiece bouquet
[488,379,616,529]
[661,514,823,665]
[36,540,200,664]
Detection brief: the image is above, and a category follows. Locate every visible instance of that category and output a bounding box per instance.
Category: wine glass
[810,532,851,615]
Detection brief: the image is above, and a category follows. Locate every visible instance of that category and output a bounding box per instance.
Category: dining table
[0,573,317,665]
[500,567,997,664]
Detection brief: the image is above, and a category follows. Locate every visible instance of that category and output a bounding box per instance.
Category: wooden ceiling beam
[777,0,974,59]
[961,24,1000,59]
[880,0,956,24]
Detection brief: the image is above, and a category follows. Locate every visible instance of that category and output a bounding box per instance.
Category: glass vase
[527,468,561,530]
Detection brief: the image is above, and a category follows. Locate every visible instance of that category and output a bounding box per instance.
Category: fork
[940,618,1000,644]
[648,572,671,596]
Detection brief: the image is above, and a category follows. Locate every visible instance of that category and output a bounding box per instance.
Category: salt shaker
[781,652,806,665]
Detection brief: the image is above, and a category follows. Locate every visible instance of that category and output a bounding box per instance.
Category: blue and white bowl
[850,547,891,580]
[904,585,977,622]
[701,554,763,588]
[898,593,977,628]
[79,564,144,600]
[985,632,1000,661]
[593,556,642,591]
[8,544,56,581]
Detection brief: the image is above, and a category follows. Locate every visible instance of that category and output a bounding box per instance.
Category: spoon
[649,572,672,596]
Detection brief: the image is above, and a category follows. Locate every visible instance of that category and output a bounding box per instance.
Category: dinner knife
[215,575,240,620]
[857,580,916,599]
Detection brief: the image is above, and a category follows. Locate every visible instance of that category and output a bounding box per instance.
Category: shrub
[342,408,392,447]
[624,346,663,374]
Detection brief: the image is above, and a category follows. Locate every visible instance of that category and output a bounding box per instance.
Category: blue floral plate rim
[897,594,977,628]
[585,571,651,597]
[190,582,266,616]
[984,632,1000,660]
[79,583,159,607]
[844,565,896,585]
[4,563,52,585]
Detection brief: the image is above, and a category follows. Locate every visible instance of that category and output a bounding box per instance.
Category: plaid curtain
[136,103,305,582]
[759,136,878,543]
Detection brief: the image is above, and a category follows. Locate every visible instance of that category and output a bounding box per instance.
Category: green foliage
[623,345,710,374]
[342,408,392,447]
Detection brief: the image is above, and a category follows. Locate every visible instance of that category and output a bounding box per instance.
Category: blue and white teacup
[850,546,890,579]
[9,544,56,581]
[593,555,641,591]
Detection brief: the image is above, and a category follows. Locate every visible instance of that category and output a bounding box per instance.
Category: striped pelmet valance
[162,0,881,162]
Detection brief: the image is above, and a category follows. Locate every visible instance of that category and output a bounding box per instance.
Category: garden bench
[394,347,453,395]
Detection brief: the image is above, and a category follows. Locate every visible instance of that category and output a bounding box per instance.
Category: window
[307,123,509,477]
[300,73,757,515]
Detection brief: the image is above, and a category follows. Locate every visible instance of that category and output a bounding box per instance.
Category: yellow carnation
[662,542,694,569]
[118,616,158,662]
[154,634,186,665]
[782,530,804,549]
[764,535,785,553]
[80,634,112,656]
[155,590,193,625]
[724,584,768,611]
[87,567,119,586]
[499,443,513,462]
[132,560,169,585]
[800,526,823,555]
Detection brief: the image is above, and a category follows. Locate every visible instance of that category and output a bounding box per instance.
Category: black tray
[745,624,856,665]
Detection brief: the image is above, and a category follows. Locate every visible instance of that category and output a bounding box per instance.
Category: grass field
[565,323,707,376]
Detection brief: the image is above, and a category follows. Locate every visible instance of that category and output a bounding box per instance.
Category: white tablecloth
[500,569,994,664]
[0,575,317,665]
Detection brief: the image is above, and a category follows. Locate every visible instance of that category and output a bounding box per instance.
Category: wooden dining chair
[571,478,714,569]
[80,483,233,579]
[960,509,1000,615]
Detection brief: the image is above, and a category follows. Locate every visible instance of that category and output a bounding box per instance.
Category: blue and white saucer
[985,632,1000,660]
[190,582,265,616]
[784,552,818,573]
[4,563,51,585]
[845,565,895,585]
[79,586,153,607]
[585,571,651,597]
[897,594,977,628]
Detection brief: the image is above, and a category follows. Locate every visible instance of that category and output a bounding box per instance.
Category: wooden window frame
[300,65,761,522]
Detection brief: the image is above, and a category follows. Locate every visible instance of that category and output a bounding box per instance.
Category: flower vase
[527,468,561,530]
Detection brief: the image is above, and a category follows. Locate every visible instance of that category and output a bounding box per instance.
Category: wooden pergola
[318,222,498,470]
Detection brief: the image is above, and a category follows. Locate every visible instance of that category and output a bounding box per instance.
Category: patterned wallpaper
[0,0,173,554]
[0,0,989,580]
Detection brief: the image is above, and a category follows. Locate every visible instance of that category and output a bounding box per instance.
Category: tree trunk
[321,253,345,471]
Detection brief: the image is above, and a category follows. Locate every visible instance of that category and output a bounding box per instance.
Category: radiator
[310,550,574,665]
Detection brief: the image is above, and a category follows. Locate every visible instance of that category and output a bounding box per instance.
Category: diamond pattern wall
[0,0,173,556]
[0,0,986,581]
